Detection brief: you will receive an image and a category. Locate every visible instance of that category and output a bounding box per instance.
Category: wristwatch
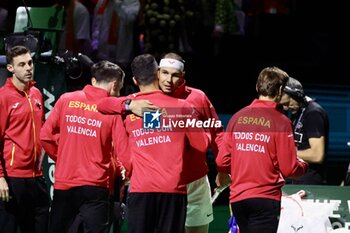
[125,99,132,111]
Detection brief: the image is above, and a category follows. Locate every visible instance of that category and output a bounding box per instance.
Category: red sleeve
[0,152,3,177]
[190,92,224,159]
[0,97,8,177]
[215,131,232,174]
[114,158,125,176]
[0,156,4,177]
[97,96,127,115]
[40,98,62,161]
[203,95,224,158]
[112,115,132,177]
[276,124,309,178]
[184,105,210,155]
[185,130,210,156]
[215,115,236,173]
[110,153,124,179]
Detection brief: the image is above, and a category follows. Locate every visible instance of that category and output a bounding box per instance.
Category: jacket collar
[251,99,278,109]
[5,77,36,95]
[83,84,110,99]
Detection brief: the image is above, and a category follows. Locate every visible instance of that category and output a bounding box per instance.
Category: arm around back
[97,96,127,115]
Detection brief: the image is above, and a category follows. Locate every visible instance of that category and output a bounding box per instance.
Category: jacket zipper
[10,143,15,166]
[24,92,37,177]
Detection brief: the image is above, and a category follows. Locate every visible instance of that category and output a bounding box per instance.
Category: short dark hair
[131,54,158,85]
[91,60,125,83]
[256,66,289,98]
[6,45,31,64]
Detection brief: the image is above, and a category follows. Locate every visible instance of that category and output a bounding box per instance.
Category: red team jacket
[40,85,128,190]
[0,78,44,178]
[216,99,308,203]
[173,81,224,183]
[97,90,209,194]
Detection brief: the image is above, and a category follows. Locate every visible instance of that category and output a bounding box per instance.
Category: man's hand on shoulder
[129,100,159,117]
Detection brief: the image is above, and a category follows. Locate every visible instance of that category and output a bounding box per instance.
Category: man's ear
[179,71,186,84]
[6,64,14,73]
[182,71,186,78]
[132,77,138,86]
[276,85,283,102]
[113,80,121,91]
[91,77,97,86]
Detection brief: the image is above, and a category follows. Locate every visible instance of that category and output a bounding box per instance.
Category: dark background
[1,0,349,113]
[181,0,350,115]
[1,0,350,185]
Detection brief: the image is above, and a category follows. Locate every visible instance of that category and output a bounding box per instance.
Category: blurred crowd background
[0,0,348,113]
[1,0,349,184]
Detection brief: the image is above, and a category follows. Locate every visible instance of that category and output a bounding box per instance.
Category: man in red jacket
[40,60,127,233]
[98,54,210,233]
[216,67,309,233]
[157,52,230,233]
[98,52,229,233]
[0,45,50,233]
